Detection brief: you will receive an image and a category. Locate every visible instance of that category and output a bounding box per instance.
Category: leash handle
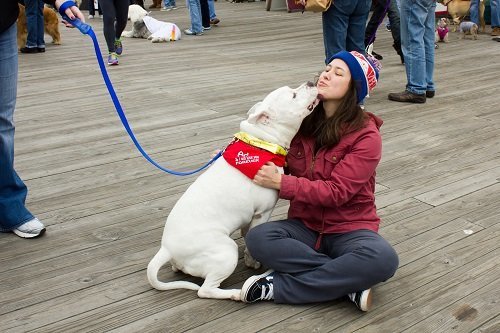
[58,1,91,35]
[59,4,222,176]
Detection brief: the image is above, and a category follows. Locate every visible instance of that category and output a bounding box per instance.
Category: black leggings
[99,0,129,53]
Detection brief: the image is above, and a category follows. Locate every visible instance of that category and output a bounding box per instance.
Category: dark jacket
[1,0,56,34]
[279,112,383,242]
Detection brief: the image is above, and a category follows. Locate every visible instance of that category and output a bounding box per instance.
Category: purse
[294,0,332,12]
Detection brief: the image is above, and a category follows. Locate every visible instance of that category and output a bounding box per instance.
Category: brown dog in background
[439,0,485,32]
[17,4,61,49]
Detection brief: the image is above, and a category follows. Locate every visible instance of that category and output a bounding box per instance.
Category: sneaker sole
[13,227,46,239]
[240,269,274,303]
[359,289,373,312]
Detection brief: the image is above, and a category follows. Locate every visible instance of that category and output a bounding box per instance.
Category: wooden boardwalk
[1,2,499,332]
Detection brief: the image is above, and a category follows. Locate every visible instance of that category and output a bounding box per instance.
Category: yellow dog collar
[234,132,288,156]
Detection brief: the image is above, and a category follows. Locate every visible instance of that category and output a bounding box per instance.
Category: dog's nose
[306,81,315,87]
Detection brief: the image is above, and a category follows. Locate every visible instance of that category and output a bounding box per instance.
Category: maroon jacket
[279,113,383,247]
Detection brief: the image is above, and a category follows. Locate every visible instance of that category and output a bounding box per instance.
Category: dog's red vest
[223,140,286,179]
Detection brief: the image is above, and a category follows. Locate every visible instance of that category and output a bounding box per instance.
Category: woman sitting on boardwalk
[239,51,399,312]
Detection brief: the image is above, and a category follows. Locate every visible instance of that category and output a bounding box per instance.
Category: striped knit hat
[327,51,380,104]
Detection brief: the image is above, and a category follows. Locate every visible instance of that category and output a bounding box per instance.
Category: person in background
[88,0,103,18]
[184,0,203,35]
[239,51,398,312]
[20,0,46,53]
[305,0,371,63]
[161,0,177,11]
[99,0,129,65]
[0,0,84,238]
[208,0,220,25]
[470,0,500,37]
[388,0,435,103]
[364,0,404,64]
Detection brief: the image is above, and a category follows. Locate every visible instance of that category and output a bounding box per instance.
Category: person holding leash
[0,0,84,238]
[239,51,399,312]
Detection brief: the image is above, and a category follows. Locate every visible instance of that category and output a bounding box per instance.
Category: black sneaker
[20,46,38,54]
[348,289,372,312]
[240,270,274,303]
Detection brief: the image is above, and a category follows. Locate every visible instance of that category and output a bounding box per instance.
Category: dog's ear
[246,102,271,124]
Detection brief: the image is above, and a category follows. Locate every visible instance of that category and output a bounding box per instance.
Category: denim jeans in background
[493,0,500,27]
[187,0,203,33]
[208,0,216,20]
[473,0,500,27]
[400,0,436,95]
[24,0,45,48]
[322,0,371,64]
[0,24,35,231]
[163,0,176,8]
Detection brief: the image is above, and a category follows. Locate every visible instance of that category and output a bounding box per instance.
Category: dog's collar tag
[234,132,287,156]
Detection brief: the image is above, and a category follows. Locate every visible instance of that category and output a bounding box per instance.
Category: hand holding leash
[55,0,86,29]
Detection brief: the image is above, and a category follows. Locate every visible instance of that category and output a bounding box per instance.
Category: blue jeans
[486,0,500,27]
[0,24,35,231]
[208,0,216,20]
[322,0,372,64]
[245,219,399,304]
[400,0,436,94]
[163,0,176,7]
[187,0,203,33]
[24,0,45,48]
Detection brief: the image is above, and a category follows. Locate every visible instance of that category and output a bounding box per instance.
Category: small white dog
[147,83,319,300]
[122,4,181,42]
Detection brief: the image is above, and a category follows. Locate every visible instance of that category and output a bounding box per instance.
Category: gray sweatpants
[245,219,399,304]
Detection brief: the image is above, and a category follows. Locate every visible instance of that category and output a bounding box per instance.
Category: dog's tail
[147,247,201,291]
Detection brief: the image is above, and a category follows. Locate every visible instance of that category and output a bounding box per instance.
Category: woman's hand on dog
[55,0,86,27]
[253,162,282,190]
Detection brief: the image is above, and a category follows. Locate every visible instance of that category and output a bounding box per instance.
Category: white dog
[147,83,319,300]
[122,4,181,42]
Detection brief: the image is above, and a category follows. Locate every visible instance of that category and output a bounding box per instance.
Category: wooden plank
[403,279,500,333]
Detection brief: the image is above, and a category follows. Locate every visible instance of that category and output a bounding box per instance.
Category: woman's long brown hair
[298,79,368,152]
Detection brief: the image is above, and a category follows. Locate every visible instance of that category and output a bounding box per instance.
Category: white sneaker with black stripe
[240,270,274,303]
[13,218,46,238]
[348,288,373,312]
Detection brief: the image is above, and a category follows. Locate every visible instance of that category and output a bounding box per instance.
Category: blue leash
[59,3,222,176]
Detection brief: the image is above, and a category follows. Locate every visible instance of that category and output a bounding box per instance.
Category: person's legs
[346,0,372,53]
[387,0,402,53]
[208,0,217,20]
[114,0,129,38]
[322,0,354,63]
[423,0,436,93]
[0,24,35,231]
[24,0,39,48]
[469,0,480,25]
[364,0,389,47]
[200,0,210,29]
[491,0,500,28]
[100,0,118,52]
[89,0,96,15]
[186,0,203,34]
[400,0,428,95]
[245,219,329,274]
[35,0,45,48]
[245,221,399,304]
